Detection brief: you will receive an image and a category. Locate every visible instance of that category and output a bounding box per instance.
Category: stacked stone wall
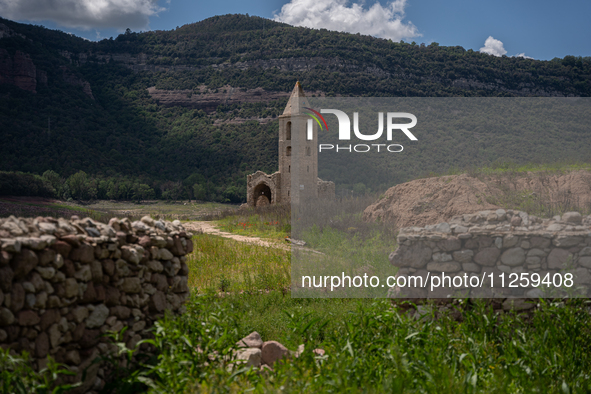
[390,210,591,300]
[0,215,193,392]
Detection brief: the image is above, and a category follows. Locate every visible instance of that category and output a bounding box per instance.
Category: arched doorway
[253,183,272,206]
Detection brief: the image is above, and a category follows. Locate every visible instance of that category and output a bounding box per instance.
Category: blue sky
[1,0,589,60]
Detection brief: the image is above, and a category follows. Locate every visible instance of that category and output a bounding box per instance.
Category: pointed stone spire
[282,81,308,116]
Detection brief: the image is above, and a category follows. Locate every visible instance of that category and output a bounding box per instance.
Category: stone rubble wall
[0,215,193,393]
[390,210,591,300]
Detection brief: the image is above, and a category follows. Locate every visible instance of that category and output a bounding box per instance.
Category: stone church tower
[246,82,334,206]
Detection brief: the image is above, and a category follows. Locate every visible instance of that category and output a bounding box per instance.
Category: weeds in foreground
[0,350,79,393]
[8,294,591,393]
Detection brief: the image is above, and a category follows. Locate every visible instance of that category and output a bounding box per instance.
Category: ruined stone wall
[246,171,281,207]
[0,215,193,393]
[317,179,335,200]
[390,210,591,300]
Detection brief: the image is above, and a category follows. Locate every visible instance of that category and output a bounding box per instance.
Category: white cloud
[515,52,533,59]
[479,36,507,57]
[0,0,164,30]
[274,0,420,42]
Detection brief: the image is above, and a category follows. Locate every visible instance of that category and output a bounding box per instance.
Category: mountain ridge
[0,14,589,203]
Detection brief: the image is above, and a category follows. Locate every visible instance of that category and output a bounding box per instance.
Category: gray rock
[11,248,38,280]
[90,260,103,282]
[389,241,432,268]
[35,266,56,279]
[18,310,40,326]
[495,237,503,249]
[22,281,35,293]
[34,291,47,308]
[501,248,526,267]
[527,248,546,258]
[525,288,545,298]
[237,331,264,349]
[462,262,480,272]
[115,259,130,276]
[0,307,15,325]
[453,250,474,264]
[74,265,92,282]
[25,293,36,308]
[497,265,511,273]
[66,350,81,366]
[261,341,289,366]
[147,260,164,273]
[72,306,89,323]
[121,278,141,293]
[132,221,149,232]
[434,222,451,233]
[438,237,461,251]
[432,252,452,262]
[122,246,141,264]
[85,304,109,328]
[547,249,572,269]
[64,278,79,298]
[132,320,146,332]
[562,212,582,224]
[503,234,519,248]
[553,236,583,248]
[572,267,591,286]
[158,248,174,261]
[518,212,529,226]
[1,238,21,252]
[580,247,591,256]
[236,348,262,367]
[473,247,500,266]
[579,256,591,269]
[426,261,461,272]
[38,222,56,234]
[547,224,563,232]
[49,323,61,348]
[453,225,468,234]
[141,216,155,226]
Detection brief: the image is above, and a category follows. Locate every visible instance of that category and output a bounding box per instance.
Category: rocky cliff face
[60,66,94,99]
[0,49,37,93]
[147,85,296,112]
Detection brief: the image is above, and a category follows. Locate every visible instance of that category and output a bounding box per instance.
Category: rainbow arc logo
[303,107,328,131]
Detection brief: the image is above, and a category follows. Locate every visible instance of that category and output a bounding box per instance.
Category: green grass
[187,233,290,293]
[214,204,291,241]
[4,232,591,393]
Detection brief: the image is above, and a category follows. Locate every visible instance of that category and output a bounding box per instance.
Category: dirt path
[184,221,324,255]
[184,221,291,250]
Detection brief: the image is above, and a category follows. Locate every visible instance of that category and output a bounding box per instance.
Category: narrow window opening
[286,122,291,140]
[286,146,291,156]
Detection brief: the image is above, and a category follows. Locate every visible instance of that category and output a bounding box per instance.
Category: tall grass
[186,233,290,293]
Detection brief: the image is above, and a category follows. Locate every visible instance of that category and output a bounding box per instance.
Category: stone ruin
[0,215,193,393]
[389,209,591,305]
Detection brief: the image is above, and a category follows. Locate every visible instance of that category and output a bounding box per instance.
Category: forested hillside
[0,14,589,202]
